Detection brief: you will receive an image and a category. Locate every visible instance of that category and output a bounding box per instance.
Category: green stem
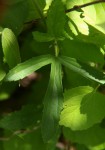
[54,41,59,57]
[31,0,46,27]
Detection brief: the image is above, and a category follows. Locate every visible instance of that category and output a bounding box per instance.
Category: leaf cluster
[0,0,105,150]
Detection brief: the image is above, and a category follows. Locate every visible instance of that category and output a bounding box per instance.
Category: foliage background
[0,0,105,150]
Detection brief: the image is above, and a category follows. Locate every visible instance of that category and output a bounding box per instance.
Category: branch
[24,0,105,27]
[65,0,105,13]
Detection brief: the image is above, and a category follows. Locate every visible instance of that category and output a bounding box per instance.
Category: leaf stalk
[54,41,59,57]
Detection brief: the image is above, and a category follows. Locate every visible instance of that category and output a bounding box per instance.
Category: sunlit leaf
[58,56,105,84]
[77,24,105,47]
[5,55,52,81]
[66,0,105,35]
[89,142,105,150]
[1,28,21,68]
[60,86,105,130]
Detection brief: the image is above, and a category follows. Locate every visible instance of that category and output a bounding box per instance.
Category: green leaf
[59,38,104,65]
[20,33,54,60]
[66,0,90,35]
[0,32,4,64]
[63,124,105,147]
[60,86,92,130]
[63,67,93,89]
[3,128,47,150]
[58,56,105,84]
[60,86,105,130]
[5,54,52,81]
[86,2,105,34]
[89,142,105,150]
[0,65,6,81]
[1,28,21,69]
[0,104,41,131]
[47,0,66,38]
[0,27,3,33]
[94,3,105,34]
[76,144,88,150]
[33,31,54,42]
[77,24,105,47]
[27,0,45,21]
[42,58,63,143]
[66,0,105,35]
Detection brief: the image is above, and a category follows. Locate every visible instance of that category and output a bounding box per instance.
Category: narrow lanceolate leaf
[1,28,21,68]
[0,65,6,81]
[58,56,105,84]
[60,86,105,130]
[47,0,66,38]
[42,58,63,143]
[5,55,52,81]
[33,31,54,42]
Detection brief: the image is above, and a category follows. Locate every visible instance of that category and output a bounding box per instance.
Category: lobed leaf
[42,58,63,143]
[5,54,52,81]
[1,28,21,69]
[58,56,105,84]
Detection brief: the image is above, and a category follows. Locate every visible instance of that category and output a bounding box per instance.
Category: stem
[65,0,105,13]
[54,41,59,57]
[31,0,46,27]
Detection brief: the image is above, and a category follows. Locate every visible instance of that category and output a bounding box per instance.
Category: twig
[24,0,105,32]
[65,0,105,13]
